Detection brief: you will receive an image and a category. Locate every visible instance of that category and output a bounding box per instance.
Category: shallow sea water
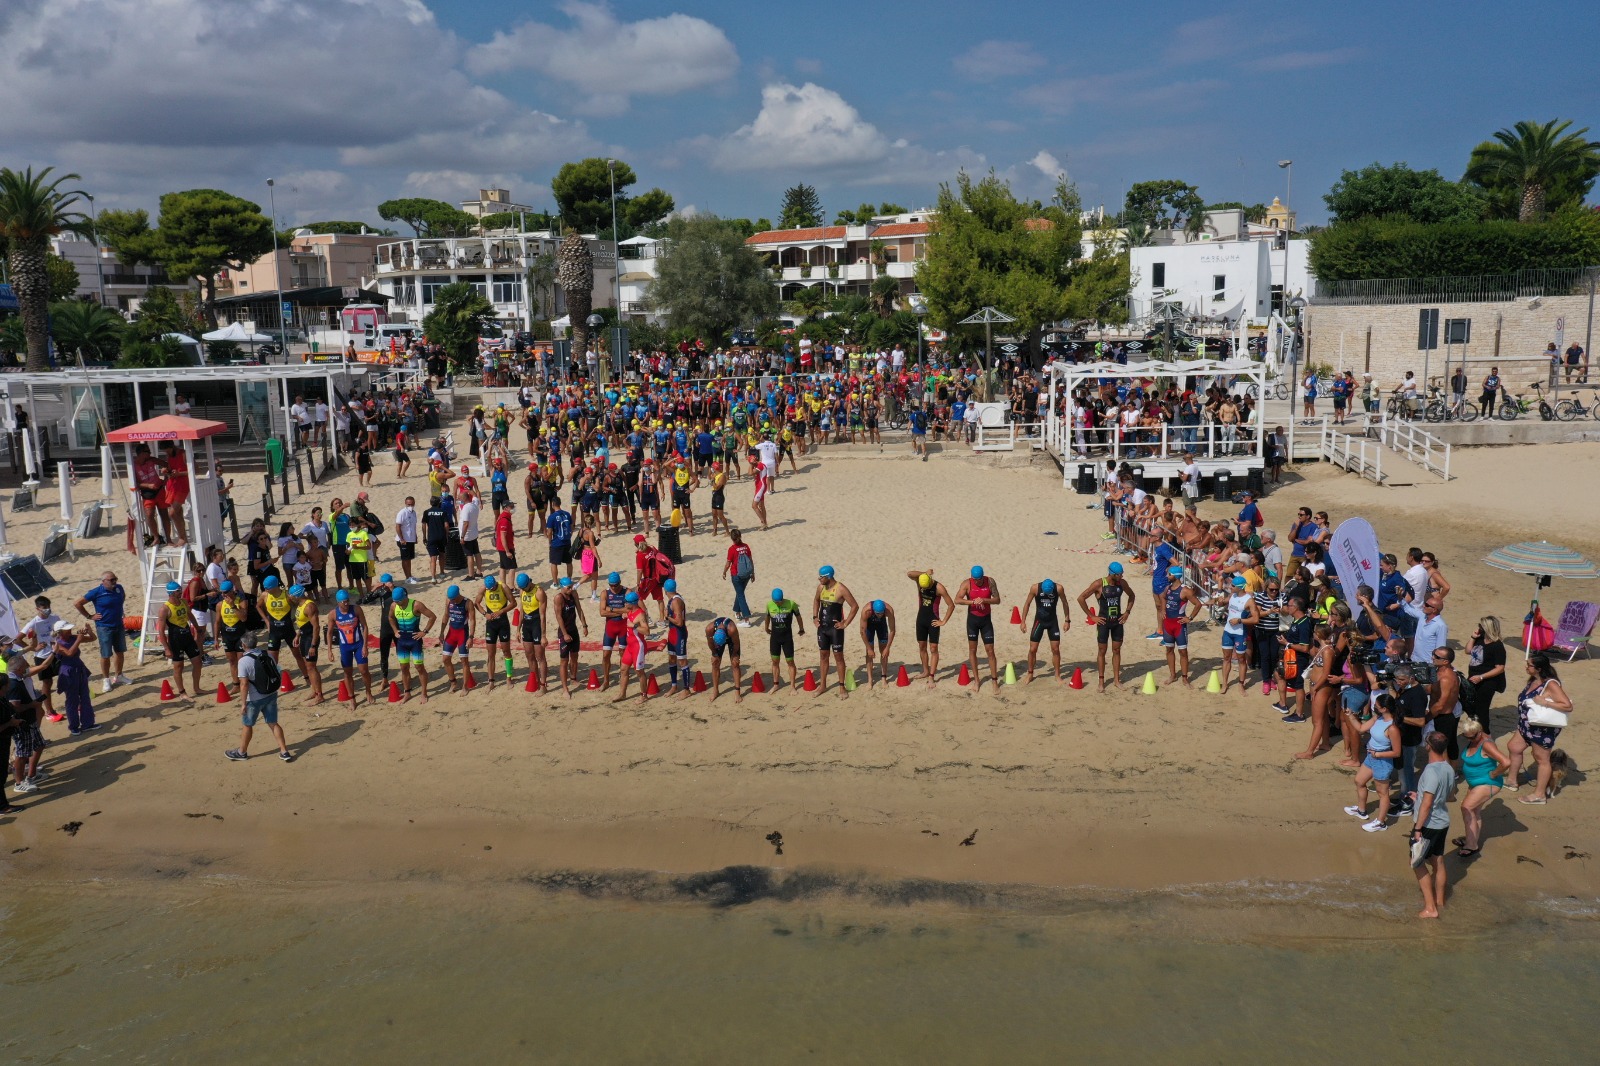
[2,868,1596,1064]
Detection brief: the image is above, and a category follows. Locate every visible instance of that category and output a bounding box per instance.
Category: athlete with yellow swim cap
[905,569,954,686]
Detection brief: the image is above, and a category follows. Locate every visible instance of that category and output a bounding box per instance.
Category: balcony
[771,261,920,284]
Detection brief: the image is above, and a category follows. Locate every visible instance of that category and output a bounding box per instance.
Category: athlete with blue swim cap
[1077,562,1138,691]
[386,583,437,703]
[762,586,805,691]
[705,615,743,701]
[812,565,859,698]
[955,565,1002,692]
[859,596,896,687]
[1020,575,1071,684]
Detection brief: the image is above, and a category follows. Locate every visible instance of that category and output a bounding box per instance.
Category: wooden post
[1363,326,1372,373]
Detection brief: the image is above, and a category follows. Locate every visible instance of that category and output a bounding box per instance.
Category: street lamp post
[606,159,625,384]
[85,193,107,307]
[267,178,288,362]
[1276,160,1293,321]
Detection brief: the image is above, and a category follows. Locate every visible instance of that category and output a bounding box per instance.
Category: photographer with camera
[1373,554,1415,653]
[1388,663,1431,819]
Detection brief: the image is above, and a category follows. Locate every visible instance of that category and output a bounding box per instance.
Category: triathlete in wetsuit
[1077,563,1137,692]
[1020,577,1071,684]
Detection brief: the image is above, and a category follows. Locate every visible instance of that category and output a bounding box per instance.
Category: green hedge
[1308,208,1600,281]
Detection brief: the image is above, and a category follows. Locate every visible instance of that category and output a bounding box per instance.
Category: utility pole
[267,178,288,361]
[85,193,107,307]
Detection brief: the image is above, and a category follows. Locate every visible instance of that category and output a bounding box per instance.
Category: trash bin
[657,526,682,564]
[311,341,320,354]
[1076,463,1095,494]
[264,437,284,478]
[443,529,467,571]
[1212,469,1233,502]
[1247,467,1265,497]
[1128,463,1145,490]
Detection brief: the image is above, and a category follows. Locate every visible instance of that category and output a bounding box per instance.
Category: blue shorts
[1341,686,1370,716]
[602,624,627,650]
[666,625,687,658]
[1362,754,1395,782]
[96,625,127,659]
[1221,629,1249,653]
[339,644,368,669]
[243,697,279,727]
[396,635,425,664]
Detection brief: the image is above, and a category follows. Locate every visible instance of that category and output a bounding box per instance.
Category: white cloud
[0,0,597,218]
[713,83,891,170]
[953,41,1046,82]
[468,1,737,116]
[1030,151,1064,177]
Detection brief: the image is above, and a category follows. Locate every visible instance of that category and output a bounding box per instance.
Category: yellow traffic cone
[1003,662,1016,685]
[1206,669,1222,694]
[1141,671,1158,695]
[843,666,857,692]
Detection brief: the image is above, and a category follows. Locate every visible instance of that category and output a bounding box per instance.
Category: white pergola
[1042,357,1268,486]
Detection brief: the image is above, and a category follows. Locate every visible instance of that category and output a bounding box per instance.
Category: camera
[1375,659,1435,687]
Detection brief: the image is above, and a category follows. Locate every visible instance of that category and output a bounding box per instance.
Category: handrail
[1378,413,1452,480]
[1320,420,1384,484]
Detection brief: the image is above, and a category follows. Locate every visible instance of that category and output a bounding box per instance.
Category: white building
[49,233,193,313]
[366,231,617,330]
[615,236,663,323]
[1128,237,1315,329]
[744,212,930,301]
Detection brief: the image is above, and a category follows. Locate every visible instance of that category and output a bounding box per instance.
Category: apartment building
[743,212,929,301]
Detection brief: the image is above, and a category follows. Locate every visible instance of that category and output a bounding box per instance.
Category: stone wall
[1305,294,1594,385]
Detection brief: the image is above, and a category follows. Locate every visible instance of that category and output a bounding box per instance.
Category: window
[1151,262,1166,288]
[420,275,450,304]
[397,278,417,306]
[458,274,488,299]
[1213,274,1226,292]
[493,274,522,304]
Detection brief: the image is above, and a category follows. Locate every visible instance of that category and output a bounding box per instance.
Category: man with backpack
[722,528,755,625]
[226,633,294,763]
[634,533,674,627]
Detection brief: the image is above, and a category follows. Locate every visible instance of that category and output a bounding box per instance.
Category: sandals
[1517,796,1547,805]
[1456,847,1481,859]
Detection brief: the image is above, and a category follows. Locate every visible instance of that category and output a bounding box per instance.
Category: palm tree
[50,300,124,362]
[557,232,594,357]
[1465,119,1600,222]
[524,251,557,320]
[0,167,88,371]
[870,274,900,317]
[784,285,829,322]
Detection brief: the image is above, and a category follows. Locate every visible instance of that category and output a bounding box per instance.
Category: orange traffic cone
[1010,605,1023,625]
[215,682,233,704]
[524,670,541,692]
[895,665,911,687]
[387,680,403,703]
[586,667,601,690]
[802,669,817,692]
[279,670,295,694]
[958,663,972,686]
[692,670,707,693]
[1069,667,1086,690]
[464,666,477,690]
[646,675,661,696]
[337,679,352,702]
[750,671,766,694]
[160,679,178,701]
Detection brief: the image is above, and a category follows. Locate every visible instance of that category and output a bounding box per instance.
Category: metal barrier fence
[1102,486,1229,607]
[1048,421,1265,464]
[971,421,1044,452]
[1314,266,1599,307]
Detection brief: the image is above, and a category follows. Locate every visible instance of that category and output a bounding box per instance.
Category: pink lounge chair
[1551,600,1599,661]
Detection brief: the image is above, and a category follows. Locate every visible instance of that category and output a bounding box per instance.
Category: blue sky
[2,0,1595,228]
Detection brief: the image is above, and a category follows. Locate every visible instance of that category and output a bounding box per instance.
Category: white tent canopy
[202,322,273,343]
[550,315,571,330]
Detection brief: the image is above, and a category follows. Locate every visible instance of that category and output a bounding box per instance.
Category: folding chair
[1551,600,1599,661]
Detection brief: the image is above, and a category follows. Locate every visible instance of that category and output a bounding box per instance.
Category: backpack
[734,549,753,581]
[1454,668,1477,708]
[647,550,676,584]
[247,651,281,697]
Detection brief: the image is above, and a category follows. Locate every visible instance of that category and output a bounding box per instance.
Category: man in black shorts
[422,496,450,581]
[1077,562,1136,692]
[1019,577,1071,684]
[158,580,203,698]
[906,569,953,686]
[706,616,742,702]
[762,588,804,691]
[954,566,1001,693]
[811,565,858,699]
[858,598,896,687]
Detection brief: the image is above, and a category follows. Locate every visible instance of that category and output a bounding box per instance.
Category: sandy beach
[1,408,1597,913]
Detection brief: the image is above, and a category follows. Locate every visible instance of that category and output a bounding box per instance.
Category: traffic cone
[1010,605,1023,625]
[1205,669,1222,694]
[215,682,233,704]
[751,671,766,694]
[1069,667,1086,690]
[1003,662,1016,685]
[524,670,541,693]
[586,668,601,690]
[958,663,972,686]
[337,679,352,702]
[279,670,295,694]
[464,666,477,690]
[842,667,857,692]
[1141,671,1158,695]
[387,680,403,703]
[511,609,522,627]
[504,658,514,681]
[803,669,817,692]
[646,675,661,696]
[693,670,708,693]
[895,665,911,687]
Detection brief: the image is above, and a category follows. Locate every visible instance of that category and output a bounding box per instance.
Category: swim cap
[392,588,407,602]
[1232,575,1247,588]
[483,575,497,588]
[918,574,932,589]
[516,573,531,589]
[970,566,984,579]
[872,599,885,614]
[819,565,835,578]
[447,585,460,599]
[290,584,305,597]
[713,629,728,648]
[772,588,784,602]
[264,576,281,589]
[220,580,233,592]
[336,590,350,602]
[380,573,394,585]
[625,592,639,604]
[608,572,621,585]
[559,577,573,588]
[1168,566,1184,579]
[1108,562,1123,576]
[1041,579,1055,594]
[165,581,180,593]
[664,578,677,593]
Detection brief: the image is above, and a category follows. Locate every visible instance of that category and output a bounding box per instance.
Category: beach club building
[743,213,931,303]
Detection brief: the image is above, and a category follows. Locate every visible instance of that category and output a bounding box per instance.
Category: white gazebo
[1042,357,1268,488]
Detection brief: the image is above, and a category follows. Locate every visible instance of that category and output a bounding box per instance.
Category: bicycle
[1242,380,1291,402]
[1385,389,1423,421]
[1496,384,1555,421]
[1554,387,1600,421]
[1424,396,1480,422]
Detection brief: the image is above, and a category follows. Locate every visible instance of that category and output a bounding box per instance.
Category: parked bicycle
[1242,380,1291,402]
[1424,394,1480,422]
[1496,383,1555,421]
[1553,387,1600,422]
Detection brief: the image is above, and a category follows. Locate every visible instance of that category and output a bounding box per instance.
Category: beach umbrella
[1483,540,1600,657]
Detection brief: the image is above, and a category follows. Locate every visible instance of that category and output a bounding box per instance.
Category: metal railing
[1378,413,1451,480]
[1320,420,1384,484]
[1049,421,1264,464]
[1314,266,1599,306]
[971,420,1045,452]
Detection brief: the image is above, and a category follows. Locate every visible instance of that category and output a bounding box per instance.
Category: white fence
[1320,420,1385,484]
[1318,413,1451,484]
[971,421,1045,452]
[1378,414,1452,480]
